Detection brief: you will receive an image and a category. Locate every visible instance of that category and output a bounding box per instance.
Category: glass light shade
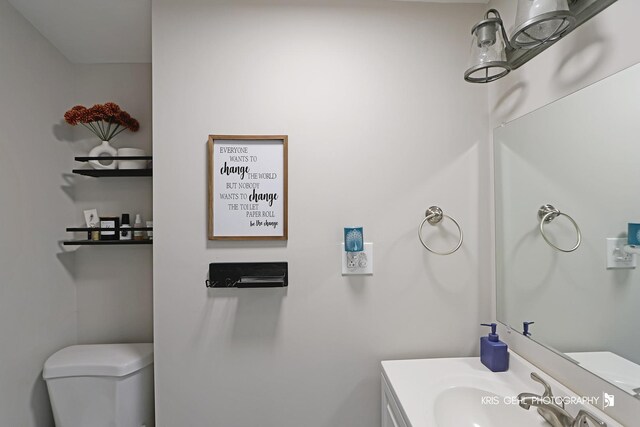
[465,18,510,83]
[511,0,576,49]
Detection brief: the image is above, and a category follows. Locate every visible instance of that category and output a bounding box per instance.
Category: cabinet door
[381,375,408,427]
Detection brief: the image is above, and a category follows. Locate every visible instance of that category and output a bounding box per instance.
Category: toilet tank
[43,343,154,427]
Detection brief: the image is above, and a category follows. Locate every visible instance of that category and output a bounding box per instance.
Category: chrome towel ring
[418,206,463,255]
[538,204,581,253]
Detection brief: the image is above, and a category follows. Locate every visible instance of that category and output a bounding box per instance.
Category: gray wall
[0,1,153,425]
[71,64,153,344]
[0,1,76,425]
[152,1,490,426]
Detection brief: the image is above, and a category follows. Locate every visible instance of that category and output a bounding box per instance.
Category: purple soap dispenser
[480,323,509,372]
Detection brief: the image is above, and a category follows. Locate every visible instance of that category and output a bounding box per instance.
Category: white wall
[153,1,489,426]
[71,64,154,344]
[0,2,154,425]
[488,1,640,424]
[0,1,76,425]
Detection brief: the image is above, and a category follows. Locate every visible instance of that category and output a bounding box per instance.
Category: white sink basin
[434,387,543,427]
[381,352,620,427]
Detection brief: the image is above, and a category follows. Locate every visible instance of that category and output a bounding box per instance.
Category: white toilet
[43,343,154,427]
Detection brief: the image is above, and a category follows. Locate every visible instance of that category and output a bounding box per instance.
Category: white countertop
[381,352,621,427]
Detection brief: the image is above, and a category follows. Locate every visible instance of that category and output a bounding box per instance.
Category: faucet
[517,372,607,427]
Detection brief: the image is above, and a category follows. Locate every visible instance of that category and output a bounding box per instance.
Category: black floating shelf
[66,227,153,232]
[63,240,152,246]
[72,155,152,177]
[206,262,288,288]
[72,168,152,177]
[75,156,152,162]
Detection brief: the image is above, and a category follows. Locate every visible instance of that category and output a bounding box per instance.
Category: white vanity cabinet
[381,374,408,427]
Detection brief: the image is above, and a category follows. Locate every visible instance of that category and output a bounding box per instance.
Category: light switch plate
[606,238,636,269]
[341,242,373,275]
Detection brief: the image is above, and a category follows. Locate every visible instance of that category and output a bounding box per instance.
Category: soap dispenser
[480,323,509,372]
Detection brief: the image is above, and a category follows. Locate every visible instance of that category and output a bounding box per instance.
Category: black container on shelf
[99,217,120,241]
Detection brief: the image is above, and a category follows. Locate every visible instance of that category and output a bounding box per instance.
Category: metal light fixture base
[464,62,511,84]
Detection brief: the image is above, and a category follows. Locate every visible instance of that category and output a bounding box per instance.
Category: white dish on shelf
[117,148,147,169]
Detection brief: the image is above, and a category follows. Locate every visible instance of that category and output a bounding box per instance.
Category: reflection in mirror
[494,61,640,397]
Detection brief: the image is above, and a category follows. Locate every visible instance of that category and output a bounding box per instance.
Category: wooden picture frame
[208,135,288,240]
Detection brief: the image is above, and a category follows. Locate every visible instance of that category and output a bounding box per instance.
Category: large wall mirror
[495,62,640,398]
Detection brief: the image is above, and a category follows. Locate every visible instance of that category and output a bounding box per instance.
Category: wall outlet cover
[606,238,636,269]
[341,242,373,275]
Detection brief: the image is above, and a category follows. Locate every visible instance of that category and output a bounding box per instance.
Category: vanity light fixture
[465,9,511,83]
[464,0,617,83]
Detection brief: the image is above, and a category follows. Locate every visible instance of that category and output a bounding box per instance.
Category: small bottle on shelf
[134,214,145,240]
[90,225,100,241]
[120,214,132,240]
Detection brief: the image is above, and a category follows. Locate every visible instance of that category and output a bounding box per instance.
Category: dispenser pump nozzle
[481,323,499,342]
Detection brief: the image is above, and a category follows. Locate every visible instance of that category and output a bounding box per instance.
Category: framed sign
[208,135,288,240]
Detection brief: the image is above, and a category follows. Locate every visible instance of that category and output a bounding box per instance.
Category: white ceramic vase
[88,141,118,170]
